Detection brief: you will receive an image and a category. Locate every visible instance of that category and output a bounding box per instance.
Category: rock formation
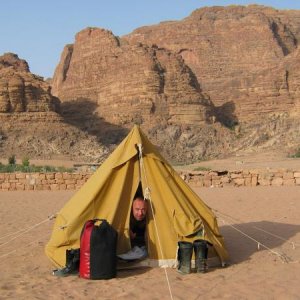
[3,5,300,164]
[0,53,109,163]
[50,6,300,162]
[52,27,214,127]
[0,111,110,163]
[124,5,300,124]
[0,53,59,113]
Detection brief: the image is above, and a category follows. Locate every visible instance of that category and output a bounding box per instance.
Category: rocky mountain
[0,53,109,163]
[124,5,300,124]
[1,5,300,164]
[52,27,215,128]
[0,53,59,113]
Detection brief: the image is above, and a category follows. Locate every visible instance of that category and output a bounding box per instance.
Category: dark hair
[134,182,144,199]
[133,196,145,202]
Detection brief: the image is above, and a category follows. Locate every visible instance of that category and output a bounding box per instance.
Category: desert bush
[0,163,16,172]
[22,157,30,167]
[291,148,300,158]
[193,166,211,171]
[0,162,74,173]
[8,155,16,165]
[56,166,73,172]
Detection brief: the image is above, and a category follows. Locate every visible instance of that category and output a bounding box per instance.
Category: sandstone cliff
[0,112,110,163]
[0,53,59,113]
[51,27,240,162]
[124,5,300,124]
[52,27,214,127]
[0,53,109,162]
[3,5,300,164]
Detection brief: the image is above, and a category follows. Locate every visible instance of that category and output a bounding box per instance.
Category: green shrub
[8,155,16,165]
[22,157,30,167]
[0,161,75,173]
[56,166,73,172]
[291,148,300,158]
[193,166,211,171]
[42,165,56,172]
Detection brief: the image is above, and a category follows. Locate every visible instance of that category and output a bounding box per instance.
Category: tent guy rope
[214,208,299,249]
[0,215,56,261]
[0,215,55,249]
[213,209,293,263]
[137,143,174,300]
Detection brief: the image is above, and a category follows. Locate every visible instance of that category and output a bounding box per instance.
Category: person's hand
[130,230,136,240]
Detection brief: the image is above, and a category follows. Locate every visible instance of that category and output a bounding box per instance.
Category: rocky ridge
[2,5,300,164]
[0,53,59,113]
[52,27,214,128]
[0,111,110,163]
[0,53,109,163]
[124,5,300,124]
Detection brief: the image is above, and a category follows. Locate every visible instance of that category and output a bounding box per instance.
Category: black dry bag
[79,219,118,279]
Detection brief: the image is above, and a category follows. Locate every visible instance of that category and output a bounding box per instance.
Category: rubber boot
[177,241,193,274]
[193,239,208,273]
[53,248,80,277]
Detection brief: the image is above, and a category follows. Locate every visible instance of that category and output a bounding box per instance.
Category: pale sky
[1,0,299,78]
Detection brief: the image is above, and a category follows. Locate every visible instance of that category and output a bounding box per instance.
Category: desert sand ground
[179,151,300,171]
[0,184,299,299]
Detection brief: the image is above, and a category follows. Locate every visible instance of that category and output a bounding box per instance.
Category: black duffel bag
[79,219,118,280]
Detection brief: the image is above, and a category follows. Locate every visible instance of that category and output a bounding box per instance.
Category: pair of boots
[177,240,208,274]
[53,248,80,277]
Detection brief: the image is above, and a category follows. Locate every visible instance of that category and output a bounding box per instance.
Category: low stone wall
[0,172,92,191]
[181,169,300,187]
[0,169,300,191]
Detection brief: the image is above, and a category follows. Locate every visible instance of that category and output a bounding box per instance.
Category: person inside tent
[130,196,147,247]
[118,196,148,260]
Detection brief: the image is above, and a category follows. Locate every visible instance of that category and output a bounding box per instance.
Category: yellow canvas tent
[45,125,228,268]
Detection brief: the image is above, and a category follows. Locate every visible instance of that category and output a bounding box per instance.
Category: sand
[178,151,300,171]
[0,186,299,299]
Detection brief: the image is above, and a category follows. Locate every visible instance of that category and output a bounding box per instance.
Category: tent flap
[173,209,203,238]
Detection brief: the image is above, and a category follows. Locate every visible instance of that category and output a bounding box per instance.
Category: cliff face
[0,53,59,113]
[52,27,214,127]
[3,5,300,164]
[49,6,300,162]
[124,5,300,124]
[0,53,110,163]
[0,112,110,163]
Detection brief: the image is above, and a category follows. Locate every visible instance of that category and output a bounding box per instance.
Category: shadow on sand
[220,220,300,264]
[117,265,151,278]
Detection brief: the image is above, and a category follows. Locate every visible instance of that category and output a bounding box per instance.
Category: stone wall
[0,172,91,191]
[0,169,300,191]
[181,169,300,187]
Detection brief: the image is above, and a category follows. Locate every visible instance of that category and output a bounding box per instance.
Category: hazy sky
[1,0,299,78]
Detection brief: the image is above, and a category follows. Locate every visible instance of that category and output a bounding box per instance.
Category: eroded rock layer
[0,53,59,113]
[3,5,300,164]
[0,53,110,162]
[124,5,300,124]
[0,112,109,163]
[52,27,214,127]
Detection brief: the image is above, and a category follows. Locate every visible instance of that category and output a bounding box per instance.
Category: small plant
[290,148,300,158]
[193,166,211,171]
[0,161,75,173]
[22,157,30,167]
[42,165,56,172]
[8,154,16,165]
[56,166,73,172]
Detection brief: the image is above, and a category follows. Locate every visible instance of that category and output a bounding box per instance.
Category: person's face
[132,199,147,221]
